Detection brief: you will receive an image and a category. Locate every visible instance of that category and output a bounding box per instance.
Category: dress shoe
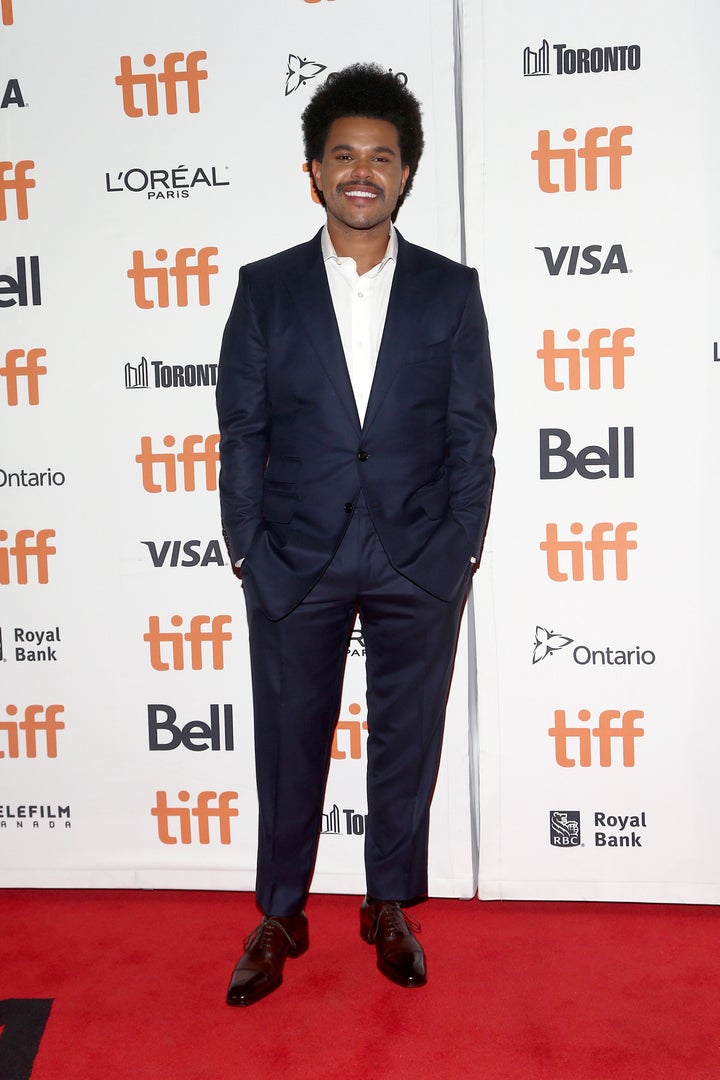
[226,912,308,1007]
[360,899,427,987]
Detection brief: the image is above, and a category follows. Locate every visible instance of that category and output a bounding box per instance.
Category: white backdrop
[0,0,476,895]
[2,0,719,904]
[465,0,720,902]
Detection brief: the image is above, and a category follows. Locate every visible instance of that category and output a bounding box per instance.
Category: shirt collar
[321,224,397,274]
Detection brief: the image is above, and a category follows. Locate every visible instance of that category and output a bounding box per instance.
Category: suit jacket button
[344,502,353,514]
[357,451,369,462]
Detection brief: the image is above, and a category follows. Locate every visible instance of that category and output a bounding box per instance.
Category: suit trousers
[242,498,471,917]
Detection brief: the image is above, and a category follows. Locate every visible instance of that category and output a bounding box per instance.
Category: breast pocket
[406,340,451,366]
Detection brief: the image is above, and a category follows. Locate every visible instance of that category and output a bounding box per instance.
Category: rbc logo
[549,810,581,846]
[127,247,218,308]
[115,52,207,117]
[0,161,35,220]
[532,125,632,191]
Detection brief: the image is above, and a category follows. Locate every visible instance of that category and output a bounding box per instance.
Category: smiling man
[217,62,495,1007]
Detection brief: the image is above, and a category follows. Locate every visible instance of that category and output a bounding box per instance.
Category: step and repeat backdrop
[0,0,478,895]
[2,0,719,903]
[466,0,720,902]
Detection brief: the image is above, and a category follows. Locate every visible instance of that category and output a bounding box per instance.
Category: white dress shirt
[321,224,397,426]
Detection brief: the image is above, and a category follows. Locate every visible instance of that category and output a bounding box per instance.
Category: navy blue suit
[217,229,495,914]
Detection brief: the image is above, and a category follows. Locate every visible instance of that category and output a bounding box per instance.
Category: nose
[350,156,374,181]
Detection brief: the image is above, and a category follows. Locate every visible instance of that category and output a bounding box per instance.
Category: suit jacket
[216,228,495,620]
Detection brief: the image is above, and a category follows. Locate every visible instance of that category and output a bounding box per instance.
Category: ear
[311,159,323,192]
[399,164,410,194]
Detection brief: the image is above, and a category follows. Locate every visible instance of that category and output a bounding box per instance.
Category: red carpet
[1,890,719,1079]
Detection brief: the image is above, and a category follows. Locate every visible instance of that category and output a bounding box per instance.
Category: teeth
[345,190,377,198]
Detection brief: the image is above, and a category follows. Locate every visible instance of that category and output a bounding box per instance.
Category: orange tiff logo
[539,328,635,390]
[540,522,637,581]
[127,247,218,308]
[0,529,56,584]
[0,704,64,758]
[115,51,207,116]
[1,0,13,25]
[331,702,368,760]
[144,614,232,671]
[152,790,239,844]
[0,161,35,220]
[1,348,47,406]
[532,125,632,192]
[135,434,220,493]
[549,708,644,767]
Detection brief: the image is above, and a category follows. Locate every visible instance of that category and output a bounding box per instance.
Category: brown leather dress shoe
[226,913,309,1007]
[360,899,427,987]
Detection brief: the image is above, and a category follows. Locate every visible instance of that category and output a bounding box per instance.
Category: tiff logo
[539,329,634,390]
[0,704,64,758]
[115,51,207,117]
[0,529,56,584]
[331,702,368,760]
[0,161,35,220]
[1,0,14,25]
[135,434,220,492]
[1,348,47,406]
[127,247,218,308]
[532,126,632,192]
[549,708,644,767]
[144,614,232,670]
[152,790,239,844]
[540,522,637,581]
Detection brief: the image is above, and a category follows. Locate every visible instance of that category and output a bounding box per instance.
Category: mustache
[337,182,384,196]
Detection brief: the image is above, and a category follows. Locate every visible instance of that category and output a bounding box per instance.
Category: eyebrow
[328,144,398,155]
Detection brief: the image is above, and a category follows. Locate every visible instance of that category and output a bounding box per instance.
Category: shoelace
[243,917,297,953]
[371,903,421,943]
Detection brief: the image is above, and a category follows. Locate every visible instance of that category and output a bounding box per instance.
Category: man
[216,63,495,1007]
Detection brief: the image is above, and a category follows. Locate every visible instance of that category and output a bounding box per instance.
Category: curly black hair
[301,62,424,216]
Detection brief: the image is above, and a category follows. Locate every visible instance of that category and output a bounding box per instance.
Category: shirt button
[357,292,364,298]
[357,451,369,462]
[344,502,353,514]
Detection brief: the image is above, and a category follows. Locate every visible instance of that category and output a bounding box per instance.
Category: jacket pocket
[406,340,451,365]
[262,489,297,523]
[415,473,449,520]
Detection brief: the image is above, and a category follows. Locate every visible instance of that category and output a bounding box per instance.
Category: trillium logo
[285,55,326,95]
[533,625,573,664]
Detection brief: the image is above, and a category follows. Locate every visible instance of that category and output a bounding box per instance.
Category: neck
[326,218,391,276]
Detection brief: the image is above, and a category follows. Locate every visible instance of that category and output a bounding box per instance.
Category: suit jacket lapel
[280,230,361,432]
[362,232,422,436]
